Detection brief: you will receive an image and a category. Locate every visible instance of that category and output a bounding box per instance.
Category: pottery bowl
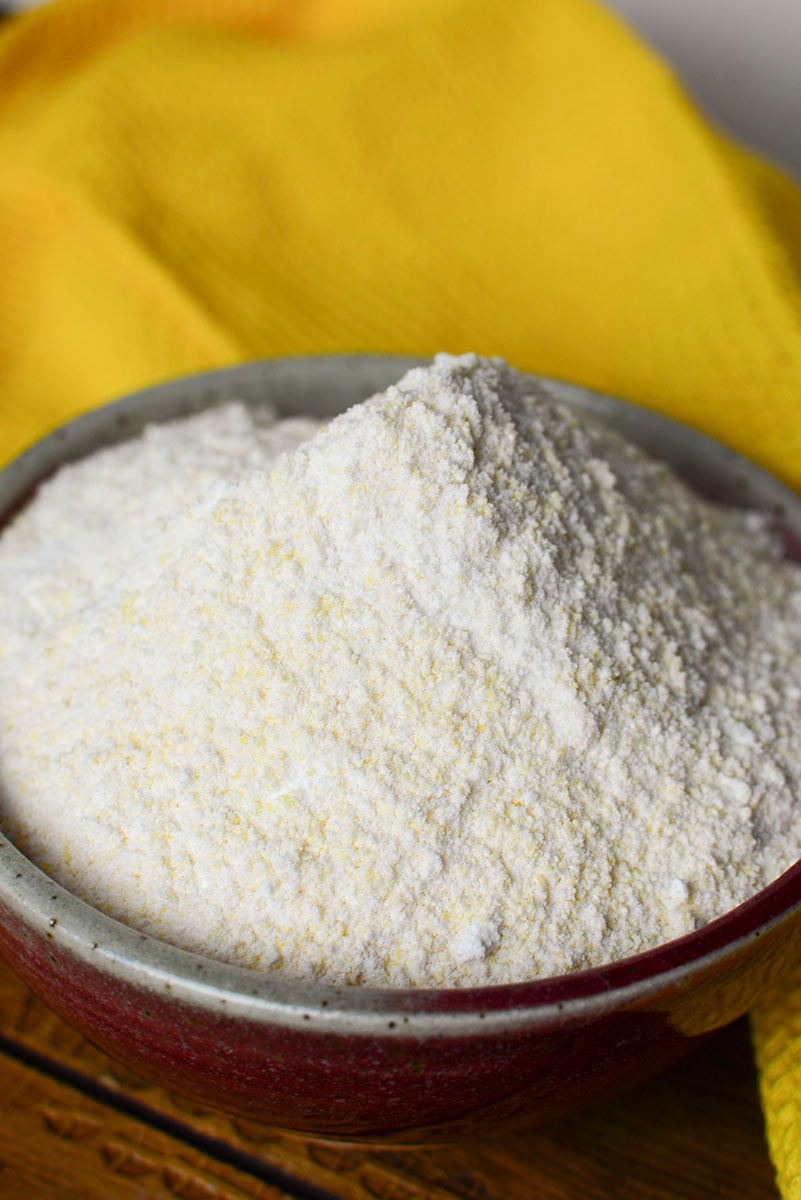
[0,355,799,1143]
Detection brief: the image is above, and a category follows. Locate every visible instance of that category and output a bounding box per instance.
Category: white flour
[1,354,801,988]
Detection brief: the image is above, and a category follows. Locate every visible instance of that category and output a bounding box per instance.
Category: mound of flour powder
[1,353,801,988]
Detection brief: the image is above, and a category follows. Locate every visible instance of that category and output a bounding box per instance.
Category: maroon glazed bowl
[0,355,800,1144]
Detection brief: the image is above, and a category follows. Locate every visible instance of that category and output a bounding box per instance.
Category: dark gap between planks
[0,1032,341,1200]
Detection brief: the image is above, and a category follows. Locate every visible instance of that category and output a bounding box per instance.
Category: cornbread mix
[0,354,800,988]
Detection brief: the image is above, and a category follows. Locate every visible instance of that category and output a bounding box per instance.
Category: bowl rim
[1,353,800,1038]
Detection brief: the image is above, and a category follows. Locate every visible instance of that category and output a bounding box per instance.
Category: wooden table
[0,955,780,1200]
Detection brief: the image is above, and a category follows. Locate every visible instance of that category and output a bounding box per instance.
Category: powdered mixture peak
[1,355,800,987]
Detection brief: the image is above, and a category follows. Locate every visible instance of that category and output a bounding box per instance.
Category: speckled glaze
[0,356,800,1143]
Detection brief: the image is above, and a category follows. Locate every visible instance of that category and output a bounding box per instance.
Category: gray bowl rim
[0,352,799,1038]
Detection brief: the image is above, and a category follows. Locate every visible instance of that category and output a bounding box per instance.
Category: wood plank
[0,1050,296,1200]
[0,955,780,1199]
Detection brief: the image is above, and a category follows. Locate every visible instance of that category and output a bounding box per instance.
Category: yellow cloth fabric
[754,968,801,1199]
[0,0,800,1189]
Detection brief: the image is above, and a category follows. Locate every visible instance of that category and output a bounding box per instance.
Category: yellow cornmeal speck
[0,355,801,989]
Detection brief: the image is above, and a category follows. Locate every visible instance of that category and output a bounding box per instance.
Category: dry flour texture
[1,354,801,988]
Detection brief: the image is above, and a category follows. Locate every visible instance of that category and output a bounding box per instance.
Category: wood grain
[0,1052,293,1200]
[0,955,781,1199]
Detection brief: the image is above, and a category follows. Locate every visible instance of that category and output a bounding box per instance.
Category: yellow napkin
[1,0,801,1190]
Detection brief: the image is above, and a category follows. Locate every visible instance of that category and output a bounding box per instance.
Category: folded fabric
[0,0,800,1192]
[754,969,801,1199]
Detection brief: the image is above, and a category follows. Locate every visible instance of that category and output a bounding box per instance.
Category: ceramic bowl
[0,355,799,1143]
